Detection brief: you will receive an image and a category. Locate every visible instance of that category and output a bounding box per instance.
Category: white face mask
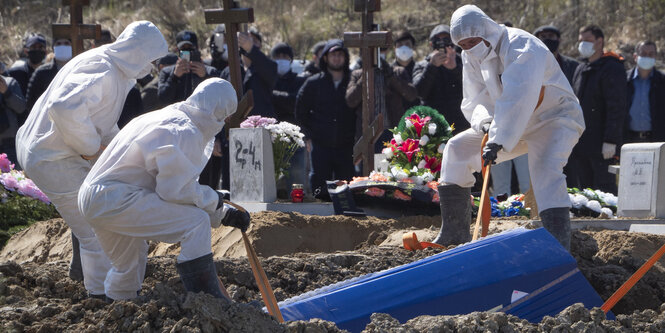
[214,33,225,49]
[636,56,656,70]
[53,45,72,61]
[464,40,490,62]
[380,53,386,60]
[395,45,413,61]
[275,59,291,76]
[578,41,596,58]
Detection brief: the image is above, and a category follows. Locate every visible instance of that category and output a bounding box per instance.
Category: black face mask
[542,39,560,53]
[27,49,46,64]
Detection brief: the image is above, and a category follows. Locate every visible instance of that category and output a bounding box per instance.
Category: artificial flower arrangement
[240,115,306,181]
[1,153,59,247]
[474,194,531,218]
[347,106,453,203]
[568,187,617,218]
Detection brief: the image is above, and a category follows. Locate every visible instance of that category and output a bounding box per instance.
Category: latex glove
[602,142,616,160]
[482,143,502,166]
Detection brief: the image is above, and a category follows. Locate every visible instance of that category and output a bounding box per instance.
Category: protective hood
[450,5,505,49]
[103,21,168,79]
[177,78,237,139]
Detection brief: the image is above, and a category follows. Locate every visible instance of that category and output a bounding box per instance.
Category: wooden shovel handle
[473,133,491,241]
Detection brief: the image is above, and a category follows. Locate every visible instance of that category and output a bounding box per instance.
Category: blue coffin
[279,228,611,332]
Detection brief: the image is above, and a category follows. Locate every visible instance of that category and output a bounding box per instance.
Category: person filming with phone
[158,30,221,104]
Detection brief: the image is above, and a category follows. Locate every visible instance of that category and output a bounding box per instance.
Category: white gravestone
[618,142,665,218]
[229,128,276,202]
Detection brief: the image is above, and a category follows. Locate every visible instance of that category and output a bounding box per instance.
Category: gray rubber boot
[539,207,572,251]
[176,253,227,299]
[432,184,472,246]
[69,233,84,282]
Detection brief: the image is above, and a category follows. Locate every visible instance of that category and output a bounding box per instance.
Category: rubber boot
[176,253,227,299]
[539,207,571,251]
[69,233,84,282]
[433,184,472,246]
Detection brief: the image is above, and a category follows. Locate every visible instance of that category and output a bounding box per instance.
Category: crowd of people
[0,5,664,300]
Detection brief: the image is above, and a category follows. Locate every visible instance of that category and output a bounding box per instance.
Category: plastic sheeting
[279,228,610,332]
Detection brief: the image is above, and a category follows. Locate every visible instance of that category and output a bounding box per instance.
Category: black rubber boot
[69,233,84,282]
[539,207,572,251]
[176,253,226,299]
[433,184,472,246]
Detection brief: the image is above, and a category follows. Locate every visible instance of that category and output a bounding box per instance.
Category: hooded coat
[78,78,237,300]
[440,5,585,212]
[15,21,168,296]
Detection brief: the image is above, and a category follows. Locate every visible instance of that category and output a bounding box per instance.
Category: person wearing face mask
[15,21,168,300]
[413,24,468,135]
[141,53,178,112]
[25,38,73,112]
[8,34,47,98]
[205,24,229,72]
[434,5,584,251]
[567,25,627,194]
[391,30,421,111]
[533,25,579,85]
[624,41,665,143]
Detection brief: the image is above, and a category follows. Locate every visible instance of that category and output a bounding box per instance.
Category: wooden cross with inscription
[344,0,392,176]
[51,0,101,56]
[204,0,255,130]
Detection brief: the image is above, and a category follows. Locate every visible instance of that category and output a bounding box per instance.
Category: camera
[432,36,454,51]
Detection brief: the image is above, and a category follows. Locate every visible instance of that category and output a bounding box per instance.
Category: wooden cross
[344,0,392,176]
[51,0,101,56]
[205,0,255,130]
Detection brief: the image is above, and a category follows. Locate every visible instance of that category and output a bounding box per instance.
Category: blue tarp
[279,228,611,332]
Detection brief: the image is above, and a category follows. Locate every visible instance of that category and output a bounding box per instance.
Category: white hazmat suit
[78,78,238,300]
[440,5,585,212]
[15,21,168,295]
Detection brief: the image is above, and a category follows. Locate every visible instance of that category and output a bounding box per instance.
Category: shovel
[473,134,492,241]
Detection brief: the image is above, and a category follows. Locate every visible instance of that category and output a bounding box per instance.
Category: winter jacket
[626,67,665,142]
[0,75,27,139]
[412,55,468,133]
[117,86,144,128]
[556,54,580,85]
[221,46,278,118]
[158,63,221,104]
[26,60,60,112]
[571,53,628,155]
[7,61,35,96]
[272,70,305,124]
[296,71,355,148]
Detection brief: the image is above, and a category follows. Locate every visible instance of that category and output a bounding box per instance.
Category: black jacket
[117,86,144,128]
[391,59,415,81]
[556,54,580,85]
[626,67,665,142]
[272,71,305,124]
[221,46,278,118]
[26,60,60,111]
[296,71,355,148]
[7,61,36,96]
[300,61,321,78]
[158,63,221,104]
[0,75,26,139]
[571,53,628,155]
[412,55,467,133]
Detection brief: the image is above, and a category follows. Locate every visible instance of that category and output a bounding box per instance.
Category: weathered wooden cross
[344,0,392,176]
[204,0,255,130]
[51,0,101,56]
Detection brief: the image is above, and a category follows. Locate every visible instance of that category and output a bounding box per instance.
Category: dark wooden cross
[344,0,392,176]
[51,0,101,56]
[204,0,255,130]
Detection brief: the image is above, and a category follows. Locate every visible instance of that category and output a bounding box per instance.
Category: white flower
[382,147,393,158]
[585,200,602,213]
[411,166,419,173]
[428,123,437,135]
[417,159,426,169]
[419,135,429,146]
[411,175,424,185]
[422,171,434,182]
[600,207,614,218]
[570,193,588,209]
[437,143,446,154]
[393,133,403,144]
[405,121,414,128]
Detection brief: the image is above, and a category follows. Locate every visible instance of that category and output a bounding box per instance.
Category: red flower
[397,138,420,162]
[406,113,431,137]
[424,155,441,173]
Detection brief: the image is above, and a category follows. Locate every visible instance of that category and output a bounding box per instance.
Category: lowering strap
[402,232,446,251]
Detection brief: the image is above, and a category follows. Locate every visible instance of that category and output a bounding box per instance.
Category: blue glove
[482,143,502,166]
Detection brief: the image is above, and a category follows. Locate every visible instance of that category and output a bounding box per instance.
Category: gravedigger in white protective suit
[433,5,585,250]
[15,21,168,298]
[78,78,250,301]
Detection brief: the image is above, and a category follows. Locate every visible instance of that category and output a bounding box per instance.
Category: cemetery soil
[1,212,664,332]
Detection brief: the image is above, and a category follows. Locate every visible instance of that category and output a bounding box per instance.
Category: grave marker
[229,128,276,202]
[52,0,101,56]
[618,142,665,218]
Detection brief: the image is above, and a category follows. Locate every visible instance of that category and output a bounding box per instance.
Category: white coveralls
[15,21,168,295]
[78,78,237,300]
[440,5,586,212]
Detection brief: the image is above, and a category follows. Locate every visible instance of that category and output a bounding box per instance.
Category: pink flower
[0,173,19,191]
[397,139,420,162]
[406,113,431,137]
[424,155,441,173]
[0,153,15,173]
[240,115,278,128]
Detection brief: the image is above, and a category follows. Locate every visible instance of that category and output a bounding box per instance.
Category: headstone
[373,153,389,172]
[628,224,665,235]
[618,142,665,218]
[229,128,276,202]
